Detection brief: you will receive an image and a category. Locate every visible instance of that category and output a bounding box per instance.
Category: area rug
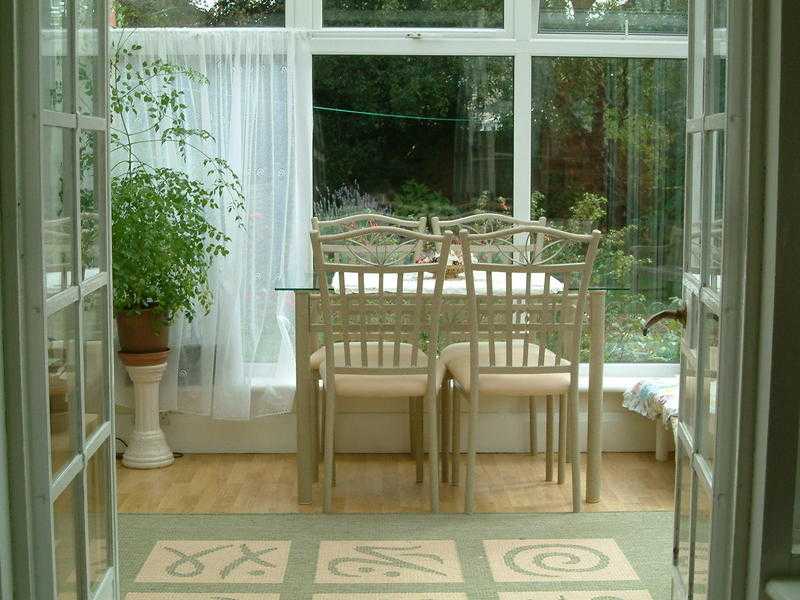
[119,511,673,600]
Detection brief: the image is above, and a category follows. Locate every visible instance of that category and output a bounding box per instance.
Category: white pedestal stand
[120,353,174,469]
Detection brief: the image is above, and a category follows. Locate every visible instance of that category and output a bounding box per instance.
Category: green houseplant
[110,39,245,352]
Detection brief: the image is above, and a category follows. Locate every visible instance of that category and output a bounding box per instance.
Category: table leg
[586,290,606,504]
[295,291,314,505]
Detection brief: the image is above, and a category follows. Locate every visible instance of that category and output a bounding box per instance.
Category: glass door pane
[54,480,80,600]
[48,305,78,477]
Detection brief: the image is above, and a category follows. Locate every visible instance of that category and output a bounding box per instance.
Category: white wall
[116,387,671,454]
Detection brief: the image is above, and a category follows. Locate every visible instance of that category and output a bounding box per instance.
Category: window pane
[78,0,103,115]
[531,57,687,362]
[686,133,703,276]
[700,306,719,469]
[84,287,110,439]
[41,0,71,112]
[87,442,112,591]
[708,130,725,292]
[693,483,712,600]
[314,55,514,220]
[676,451,693,590]
[54,482,80,600]
[49,305,78,477]
[44,126,75,297]
[538,0,688,34]
[323,0,504,28]
[710,0,728,114]
[80,131,105,280]
[679,291,699,435]
[113,0,286,27]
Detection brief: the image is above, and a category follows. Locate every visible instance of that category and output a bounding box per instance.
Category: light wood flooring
[117,452,675,513]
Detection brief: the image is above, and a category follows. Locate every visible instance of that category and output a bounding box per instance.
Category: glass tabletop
[272,270,321,292]
[273,270,628,293]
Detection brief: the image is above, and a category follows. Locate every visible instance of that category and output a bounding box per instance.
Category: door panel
[28,0,118,598]
[673,0,728,596]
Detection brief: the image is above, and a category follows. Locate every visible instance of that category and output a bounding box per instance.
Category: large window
[532,57,687,361]
[112,0,689,365]
[313,55,514,220]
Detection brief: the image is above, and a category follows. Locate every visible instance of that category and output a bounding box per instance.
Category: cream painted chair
[442,225,601,513]
[310,226,453,512]
[432,213,564,482]
[309,214,428,479]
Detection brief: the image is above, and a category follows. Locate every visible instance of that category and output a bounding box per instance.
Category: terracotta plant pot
[116,307,170,354]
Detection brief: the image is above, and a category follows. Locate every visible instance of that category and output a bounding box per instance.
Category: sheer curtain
[112,28,310,418]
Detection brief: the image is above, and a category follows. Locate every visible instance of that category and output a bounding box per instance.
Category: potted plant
[109,39,245,354]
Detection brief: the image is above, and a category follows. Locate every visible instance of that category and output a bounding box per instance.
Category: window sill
[766,579,800,600]
[577,362,679,393]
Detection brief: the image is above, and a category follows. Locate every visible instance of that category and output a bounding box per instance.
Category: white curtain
[112,28,311,418]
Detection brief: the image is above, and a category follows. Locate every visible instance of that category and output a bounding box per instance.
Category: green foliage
[113,0,284,27]
[569,192,608,225]
[530,190,546,220]
[110,39,245,323]
[600,292,682,362]
[390,180,460,220]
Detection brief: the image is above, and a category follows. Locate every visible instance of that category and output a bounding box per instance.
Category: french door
[672,0,731,597]
[11,0,119,597]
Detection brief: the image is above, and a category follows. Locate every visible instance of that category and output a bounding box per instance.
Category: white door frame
[736,0,800,596]
[702,0,800,597]
[1,0,119,597]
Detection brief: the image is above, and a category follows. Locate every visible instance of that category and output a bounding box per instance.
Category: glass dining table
[274,269,607,508]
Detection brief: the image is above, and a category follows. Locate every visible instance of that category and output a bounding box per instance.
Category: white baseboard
[115,392,671,454]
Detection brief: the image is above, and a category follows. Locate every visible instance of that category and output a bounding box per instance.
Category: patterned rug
[119,512,673,600]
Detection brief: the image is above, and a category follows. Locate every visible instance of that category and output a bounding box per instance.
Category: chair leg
[545,395,554,481]
[427,389,440,513]
[529,396,538,455]
[451,384,461,485]
[323,384,337,513]
[465,386,479,514]
[558,393,567,484]
[569,384,582,513]
[566,395,575,464]
[413,397,424,484]
[313,371,321,484]
[409,397,416,456]
[441,384,451,483]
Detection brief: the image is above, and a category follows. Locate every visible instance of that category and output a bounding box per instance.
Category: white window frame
[287,0,687,373]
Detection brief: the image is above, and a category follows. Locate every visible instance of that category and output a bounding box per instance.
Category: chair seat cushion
[318,342,445,398]
[442,341,571,396]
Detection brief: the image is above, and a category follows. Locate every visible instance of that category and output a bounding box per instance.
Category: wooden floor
[117,452,675,513]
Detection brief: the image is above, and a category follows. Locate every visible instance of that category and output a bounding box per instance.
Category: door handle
[642,304,688,336]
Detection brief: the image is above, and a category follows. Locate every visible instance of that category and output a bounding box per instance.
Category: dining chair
[441,225,601,513]
[311,226,453,512]
[309,213,428,479]
[432,213,562,481]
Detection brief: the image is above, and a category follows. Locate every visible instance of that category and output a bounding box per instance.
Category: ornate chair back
[431,213,547,264]
[459,225,601,378]
[310,226,453,382]
[312,213,428,265]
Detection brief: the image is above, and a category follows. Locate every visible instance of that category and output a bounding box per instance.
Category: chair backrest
[310,226,453,384]
[431,213,547,263]
[459,225,601,378]
[312,213,428,264]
